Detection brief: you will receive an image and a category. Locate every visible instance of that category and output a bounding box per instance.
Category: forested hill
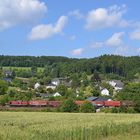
[0,55,140,79]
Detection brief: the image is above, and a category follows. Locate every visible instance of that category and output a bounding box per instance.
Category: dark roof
[87,97,98,101]
[112,80,124,88]
[87,96,110,101]
[36,93,53,98]
[52,78,68,82]
[4,70,13,75]
[3,77,12,82]
[95,97,109,101]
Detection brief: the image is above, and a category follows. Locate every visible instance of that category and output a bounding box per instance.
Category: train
[8,100,133,108]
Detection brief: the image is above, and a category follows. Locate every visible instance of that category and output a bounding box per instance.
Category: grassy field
[3,67,44,72]
[0,112,140,140]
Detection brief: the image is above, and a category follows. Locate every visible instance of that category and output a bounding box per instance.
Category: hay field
[0,112,140,140]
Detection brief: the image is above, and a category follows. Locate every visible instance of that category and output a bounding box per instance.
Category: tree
[92,86,100,96]
[56,84,67,96]
[0,80,8,95]
[84,86,94,97]
[71,73,80,88]
[0,94,10,105]
[91,71,101,83]
[116,83,140,112]
[80,101,95,113]
[31,66,37,76]
[0,67,3,78]
[81,72,89,87]
[60,99,79,112]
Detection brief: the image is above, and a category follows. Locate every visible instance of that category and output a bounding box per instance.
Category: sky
[0,0,140,58]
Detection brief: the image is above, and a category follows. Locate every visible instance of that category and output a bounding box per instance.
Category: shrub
[118,106,128,113]
[0,94,10,106]
[100,108,111,113]
[80,101,95,113]
[60,99,79,112]
[111,107,119,113]
[127,107,136,113]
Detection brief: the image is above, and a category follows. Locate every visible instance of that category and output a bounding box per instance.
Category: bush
[0,80,8,95]
[100,108,111,113]
[118,106,128,113]
[0,94,10,106]
[80,101,95,113]
[111,107,119,113]
[127,107,136,113]
[60,99,79,112]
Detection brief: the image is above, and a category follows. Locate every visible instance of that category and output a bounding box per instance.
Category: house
[87,96,112,108]
[51,78,60,86]
[87,96,98,101]
[101,88,110,96]
[87,96,111,103]
[36,92,61,98]
[87,96,111,102]
[46,83,56,90]
[3,77,12,83]
[109,80,124,91]
[34,83,40,89]
[51,77,71,87]
[4,70,13,77]
[94,97,111,102]
[36,93,53,98]
[53,92,61,97]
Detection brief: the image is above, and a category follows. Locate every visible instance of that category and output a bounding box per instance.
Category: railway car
[104,101,121,107]
[48,101,61,107]
[28,100,48,107]
[9,101,28,107]
[75,101,85,106]
[92,101,104,107]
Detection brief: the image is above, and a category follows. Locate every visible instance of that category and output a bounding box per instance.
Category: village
[0,67,138,113]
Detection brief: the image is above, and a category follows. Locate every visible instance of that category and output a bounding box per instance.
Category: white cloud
[106,32,125,47]
[28,16,68,40]
[54,16,68,33]
[0,0,47,30]
[91,32,125,48]
[85,5,128,30]
[130,28,140,40]
[71,48,84,56]
[68,10,84,19]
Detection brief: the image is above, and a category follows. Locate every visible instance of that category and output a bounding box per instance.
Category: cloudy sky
[0,0,140,58]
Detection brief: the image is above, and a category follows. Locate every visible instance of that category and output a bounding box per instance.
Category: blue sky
[0,0,140,58]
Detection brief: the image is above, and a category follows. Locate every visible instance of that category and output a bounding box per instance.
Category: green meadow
[3,67,44,72]
[0,112,140,140]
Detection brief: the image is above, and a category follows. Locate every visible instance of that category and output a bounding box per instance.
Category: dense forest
[0,55,140,79]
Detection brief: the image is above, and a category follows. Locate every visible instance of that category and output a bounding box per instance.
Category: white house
[101,88,110,96]
[109,81,116,87]
[46,84,56,90]
[53,92,61,97]
[51,78,60,86]
[34,83,40,89]
[109,80,124,91]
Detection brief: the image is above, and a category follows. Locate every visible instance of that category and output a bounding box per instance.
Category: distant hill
[0,55,140,79]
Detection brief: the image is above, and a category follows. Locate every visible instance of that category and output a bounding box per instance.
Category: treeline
[0,55,140,79]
